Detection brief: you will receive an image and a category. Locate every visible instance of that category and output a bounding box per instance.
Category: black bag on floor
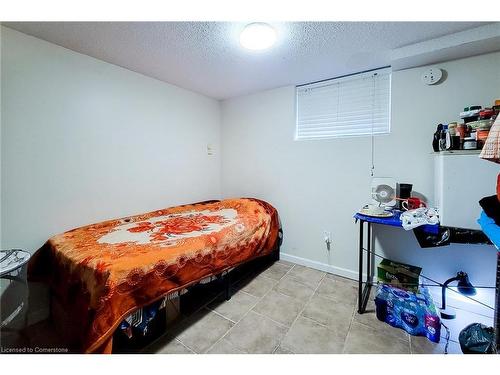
[458,323,496,354]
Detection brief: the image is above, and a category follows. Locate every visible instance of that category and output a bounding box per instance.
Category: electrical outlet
[323,231,332,251]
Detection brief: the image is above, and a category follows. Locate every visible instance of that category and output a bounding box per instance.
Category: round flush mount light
[239,23,277,51]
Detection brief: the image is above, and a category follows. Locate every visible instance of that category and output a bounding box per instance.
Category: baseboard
[280,252,361,281]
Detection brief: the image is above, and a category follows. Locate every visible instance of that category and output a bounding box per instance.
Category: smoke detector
[421,68,443,85]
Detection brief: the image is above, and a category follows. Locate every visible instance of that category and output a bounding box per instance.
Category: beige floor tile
[301,293,355,336]
[274,276,315,303]
[175,309,233,353]
[344,321,410,354]
[276,260,295,267]
[143,338,193,354]
[253,290,305,326]
[281,316,346,354]
[316,277,357,306]
[261,262,293,280]
[410,335,462,354]
[206,338,246,354]
[326,273,358,285]
[353,310,409,341]
[357,287,377,312]
[238,275,277,298]
[208,290,259,323]
[287,265,325,289]
[273,345,294,354]
[224,311,287,354]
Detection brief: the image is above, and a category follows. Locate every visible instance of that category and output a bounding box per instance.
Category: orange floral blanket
[28,198,280,353]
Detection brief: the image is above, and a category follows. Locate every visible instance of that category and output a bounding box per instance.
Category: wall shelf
[431,150,481,156]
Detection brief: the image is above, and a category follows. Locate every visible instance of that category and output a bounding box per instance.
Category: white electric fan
[370,177,396,209]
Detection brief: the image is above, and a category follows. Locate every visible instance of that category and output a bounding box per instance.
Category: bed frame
[223,235,281,301]
[50,239,282,353]
[110,227,282,353]
[112,227,283,354]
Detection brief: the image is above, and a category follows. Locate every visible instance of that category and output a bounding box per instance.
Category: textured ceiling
[3,22,491,99]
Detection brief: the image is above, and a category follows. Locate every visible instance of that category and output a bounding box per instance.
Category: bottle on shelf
[432,124,443,152]
[439,124,448,151]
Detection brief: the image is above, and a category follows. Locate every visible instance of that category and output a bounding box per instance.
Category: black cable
[441,321,451,354]
[362,247,495,311]
[366,281,496,290]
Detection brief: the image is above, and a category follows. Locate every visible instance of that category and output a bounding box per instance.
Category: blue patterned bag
[375,284,441,343]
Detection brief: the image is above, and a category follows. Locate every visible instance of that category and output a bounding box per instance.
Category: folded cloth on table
[479,195,500,226]
[477,210,500,249]
[401,207,439,231]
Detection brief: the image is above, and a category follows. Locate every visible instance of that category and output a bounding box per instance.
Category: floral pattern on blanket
[98,209,237,245]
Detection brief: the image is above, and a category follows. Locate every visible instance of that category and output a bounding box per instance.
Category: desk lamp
[440,271,476,320]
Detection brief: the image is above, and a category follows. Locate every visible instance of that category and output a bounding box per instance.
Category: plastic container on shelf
[479,108,494,120]
[460,106,482,123]
[457,123,467,139]
[463,137,477,150]
[477,129,490,142]
[469,119,493,131]
[448,122,458,135]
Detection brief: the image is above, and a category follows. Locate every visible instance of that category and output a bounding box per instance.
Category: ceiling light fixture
[239,23,277,51]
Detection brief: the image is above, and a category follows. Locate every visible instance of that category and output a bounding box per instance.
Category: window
[295,67,391,140]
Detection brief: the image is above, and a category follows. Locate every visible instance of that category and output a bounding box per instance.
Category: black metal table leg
[358,220,364,313]
[367,222,372,283]
[224,272,232,301]
[364,223,373,309]
[495,251,499,351]
[358,220,373,314]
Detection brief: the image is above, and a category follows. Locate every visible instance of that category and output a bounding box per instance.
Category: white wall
[1,25,499,322]
[1,27,221,253]
[221,52,500,315]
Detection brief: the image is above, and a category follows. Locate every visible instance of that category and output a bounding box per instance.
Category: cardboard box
[377,258,422,291]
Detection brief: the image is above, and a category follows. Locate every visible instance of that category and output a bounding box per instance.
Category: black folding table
[353,210,439,314]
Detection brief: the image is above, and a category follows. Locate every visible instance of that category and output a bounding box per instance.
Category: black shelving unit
[496,252,500,350]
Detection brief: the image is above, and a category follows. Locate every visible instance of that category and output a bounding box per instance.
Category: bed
[28,198,281,353]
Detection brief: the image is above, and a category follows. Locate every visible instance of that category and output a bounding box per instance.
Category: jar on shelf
[463,137,477,150]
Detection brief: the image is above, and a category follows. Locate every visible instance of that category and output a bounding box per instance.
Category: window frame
[294,67,392,141]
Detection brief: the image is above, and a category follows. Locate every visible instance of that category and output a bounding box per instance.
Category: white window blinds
[295,67,391,140]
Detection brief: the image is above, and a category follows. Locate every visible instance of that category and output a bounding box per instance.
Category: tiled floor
[141,259,463,354]
[1,258,466,354]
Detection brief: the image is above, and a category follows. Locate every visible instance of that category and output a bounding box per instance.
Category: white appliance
[434,151,499,229]
[371,177,396,208]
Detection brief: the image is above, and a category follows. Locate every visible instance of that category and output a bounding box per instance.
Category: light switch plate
[207,144,214,155]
